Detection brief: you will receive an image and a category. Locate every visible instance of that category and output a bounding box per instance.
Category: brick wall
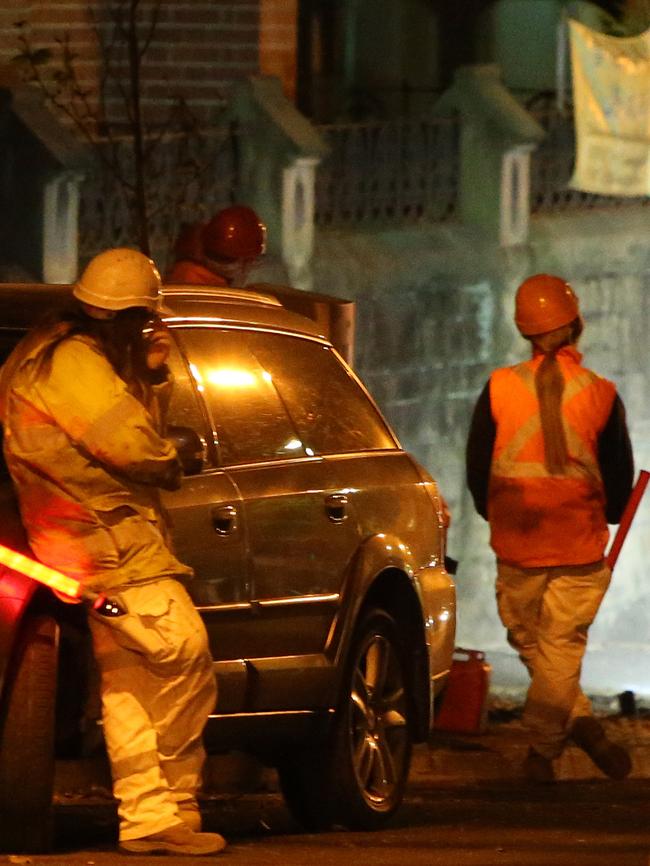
[259,0,297,100]
[1,0,263,127]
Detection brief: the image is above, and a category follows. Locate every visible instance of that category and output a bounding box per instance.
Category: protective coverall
[0,324,216,841]
[166,258,228,286]
[466,344,633,759]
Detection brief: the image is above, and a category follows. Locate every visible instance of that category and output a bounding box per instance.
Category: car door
[161,334,255,711]
[244,329,414,663]
[175,326,363,710]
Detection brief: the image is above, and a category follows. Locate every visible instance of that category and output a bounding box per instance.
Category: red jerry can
[435,648,491,734]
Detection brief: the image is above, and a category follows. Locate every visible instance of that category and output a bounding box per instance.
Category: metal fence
[78,125,239,268]
[314,115,459,227]
[314,106,648,229]
[77,106,648,255]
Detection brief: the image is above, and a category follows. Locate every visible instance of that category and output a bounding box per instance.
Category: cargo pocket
[96,581,210,674]
[158,581,211,665]
[100,590,175,667]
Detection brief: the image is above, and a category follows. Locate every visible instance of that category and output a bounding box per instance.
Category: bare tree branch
[11,2,207,256]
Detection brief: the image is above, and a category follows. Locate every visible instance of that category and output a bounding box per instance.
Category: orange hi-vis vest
[165,259,228,286]
[488,346,616,567]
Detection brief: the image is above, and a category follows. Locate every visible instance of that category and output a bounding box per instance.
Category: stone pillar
[43,169,84,283]
[282,155,319,290]
[435,64,545,246]
[500,144,535,247]
[227,76,329,288]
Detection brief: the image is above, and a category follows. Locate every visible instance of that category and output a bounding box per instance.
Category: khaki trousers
[89,579,217,841]
[495,560,611,759]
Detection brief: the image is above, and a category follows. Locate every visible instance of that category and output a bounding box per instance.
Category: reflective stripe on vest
[491,362,604,485]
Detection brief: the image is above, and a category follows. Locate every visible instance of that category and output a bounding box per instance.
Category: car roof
[0,283,328,340]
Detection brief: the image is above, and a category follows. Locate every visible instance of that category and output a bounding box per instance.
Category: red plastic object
[606,469,650,572]
[436,648,492,735]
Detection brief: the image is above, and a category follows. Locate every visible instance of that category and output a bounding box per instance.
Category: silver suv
[0,282,456,852]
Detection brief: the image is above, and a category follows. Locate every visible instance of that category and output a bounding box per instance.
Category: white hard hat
[73,248,162,312]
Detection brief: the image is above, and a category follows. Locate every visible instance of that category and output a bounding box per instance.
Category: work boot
[178,807,202,832]
[571,716,632,780]
[119,823,227,855]
[523,747,555,783]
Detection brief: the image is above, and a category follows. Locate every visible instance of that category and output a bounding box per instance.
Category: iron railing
[78,126,239,267]
[315,105,648,228]
[78,106,648,255]
[314,115,459,227]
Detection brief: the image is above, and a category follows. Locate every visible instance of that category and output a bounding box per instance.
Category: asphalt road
[9,778,649,866]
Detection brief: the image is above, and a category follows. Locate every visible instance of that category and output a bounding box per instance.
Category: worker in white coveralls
[0,248,225,856]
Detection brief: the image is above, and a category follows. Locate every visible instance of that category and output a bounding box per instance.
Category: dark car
[0,282,456,852]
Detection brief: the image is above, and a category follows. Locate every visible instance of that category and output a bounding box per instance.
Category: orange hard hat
[202,205,267,261]
[514,273,581,336]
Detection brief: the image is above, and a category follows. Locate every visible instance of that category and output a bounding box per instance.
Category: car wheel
[278,607,413,831]
[0,615,58,853]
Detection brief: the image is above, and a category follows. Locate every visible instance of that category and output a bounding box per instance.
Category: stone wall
[312,204,650,696]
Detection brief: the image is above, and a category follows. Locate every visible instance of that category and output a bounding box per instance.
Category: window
[175,328,306,466]
[246,332,396,455]
[166,334,211,436]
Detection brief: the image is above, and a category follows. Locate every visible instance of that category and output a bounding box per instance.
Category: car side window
[246,332,397,455]
[165,333,212,439]
[174,327,306,465]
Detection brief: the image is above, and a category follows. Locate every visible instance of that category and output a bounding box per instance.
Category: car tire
[0,614,58,853]
[278,607,413,831]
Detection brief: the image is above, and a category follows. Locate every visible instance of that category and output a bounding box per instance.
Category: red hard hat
[202,205,267,260]
[514,274,581,336]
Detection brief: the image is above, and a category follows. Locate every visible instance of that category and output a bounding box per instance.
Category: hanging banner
[569,19,650,196]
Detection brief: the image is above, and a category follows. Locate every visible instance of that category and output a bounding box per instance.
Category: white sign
[569,19,650,196]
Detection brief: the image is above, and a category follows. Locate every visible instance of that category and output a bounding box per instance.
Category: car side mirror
[167,425,206,476]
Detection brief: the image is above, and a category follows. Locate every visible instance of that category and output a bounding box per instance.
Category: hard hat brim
[73,282,161,312]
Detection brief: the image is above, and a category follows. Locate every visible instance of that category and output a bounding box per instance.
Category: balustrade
[314,116,459,227]
[76,103,648,262]
[78,126,239,267]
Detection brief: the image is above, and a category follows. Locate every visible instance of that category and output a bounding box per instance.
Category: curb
[54,717,650,803]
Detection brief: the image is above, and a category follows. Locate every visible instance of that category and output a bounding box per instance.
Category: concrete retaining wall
[311,205,650,698]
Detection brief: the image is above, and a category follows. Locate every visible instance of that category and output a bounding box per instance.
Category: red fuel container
[435,648,491,734]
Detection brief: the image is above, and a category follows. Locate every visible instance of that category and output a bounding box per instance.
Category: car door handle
[212,505,238,535]
[325,493,348,522]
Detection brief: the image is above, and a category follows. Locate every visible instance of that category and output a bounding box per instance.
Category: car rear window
[176,327,306,465]
[243,331,396,456]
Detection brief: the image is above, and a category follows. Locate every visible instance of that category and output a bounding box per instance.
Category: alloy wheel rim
[348,631,408,809]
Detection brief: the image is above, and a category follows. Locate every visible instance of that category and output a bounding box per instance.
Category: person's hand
[144,321,172,370]
[440,494,451,529]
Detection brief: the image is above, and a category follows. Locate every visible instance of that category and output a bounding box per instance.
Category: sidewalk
[54,706,650,803]
[411,708,650,786]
